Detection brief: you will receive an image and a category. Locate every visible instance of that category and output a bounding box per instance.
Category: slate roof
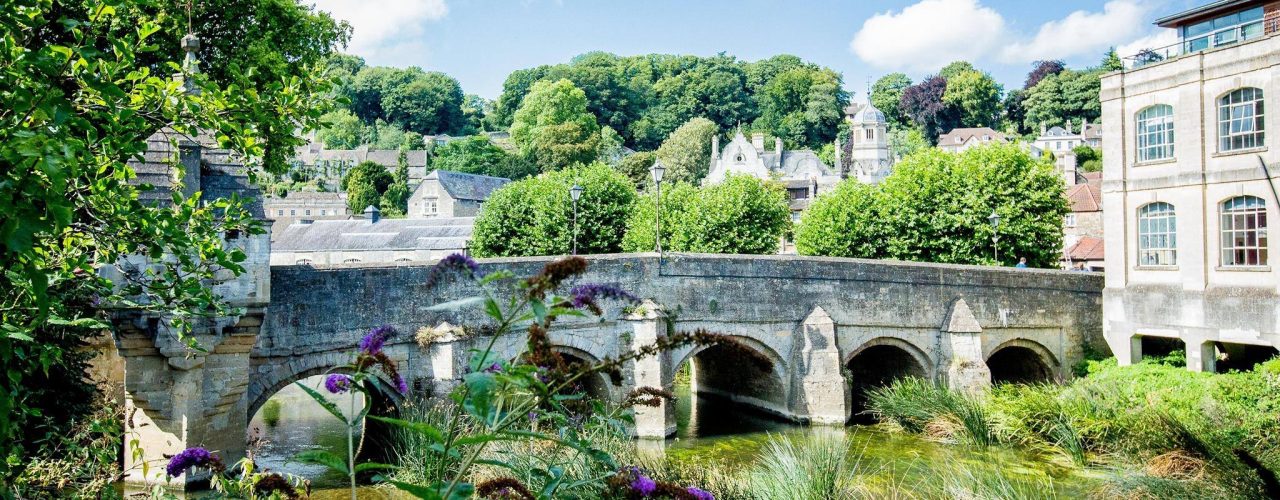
[1066,236,1106,261]
[428,170,511,201]
[293,146,429,168]
[273,217,474,252]
[759,151,836,178]
[850,102,886,124]
[127,128,263,217]
[938,127,1008,146]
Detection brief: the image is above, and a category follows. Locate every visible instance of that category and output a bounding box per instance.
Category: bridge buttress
[792,306,850,424]
[625,300,676,438]
[940,298,993,394]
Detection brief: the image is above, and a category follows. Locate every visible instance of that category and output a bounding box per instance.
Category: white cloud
[851,0,1171,71]
[312,0,449,55]
[851,0,1006,72]
[1114,28,1179,60]
[1000,1,1151,62]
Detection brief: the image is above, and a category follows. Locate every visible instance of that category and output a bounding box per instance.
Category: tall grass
[864,377,993,447]
[261,399,282,427]
[746,434,866,500]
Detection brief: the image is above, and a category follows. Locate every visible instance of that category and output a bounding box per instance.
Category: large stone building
[1034,120,1102,154]
[271,206,472,266]
[292,143,430,189]
[262,191,350,236]
[840,101,895,184]
[1064,172,1105,270]
[1101,0,1280,372]
[408,169,511,218]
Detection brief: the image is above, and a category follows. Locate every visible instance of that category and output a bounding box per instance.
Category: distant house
[1062,171,1104,271]
[1033,119,1101,154]
[937,127,1008,153]
[263,191,350,237]
[292,143,430,188]
[408,170,511,218]
[271,206,472,266]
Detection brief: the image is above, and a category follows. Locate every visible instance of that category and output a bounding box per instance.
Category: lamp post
[649,161,666,253]
[987,210,1001,264]
[570,184,583,255]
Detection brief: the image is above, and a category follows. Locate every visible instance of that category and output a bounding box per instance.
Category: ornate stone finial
[174,32,201,95]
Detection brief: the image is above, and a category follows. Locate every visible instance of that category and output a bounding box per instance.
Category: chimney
[775,137,784,155]
[363,205,380,223]
[1040,122,1047,135]
[752,132,764,150]
[711,134,719,160]
[1064,120,1073,135]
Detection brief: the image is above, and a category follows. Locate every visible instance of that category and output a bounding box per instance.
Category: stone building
[1034,119,1102,154]
[840,101,895,184]
[292,143,430,189]
[408,169,511,218]
[937,127,1009,153]
[271,206,473,266]
[1101,0,1280,372]
[262,191,349,236]
[1063,172,1105,270]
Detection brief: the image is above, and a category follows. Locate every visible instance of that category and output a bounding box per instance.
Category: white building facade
[1101,0,1280,372]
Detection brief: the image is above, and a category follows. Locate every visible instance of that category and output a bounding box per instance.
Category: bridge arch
[248,354,405,420]
[670,334,790,417]
[985,338,1059,384]
[552,345,617,402]
[844,337,933,414]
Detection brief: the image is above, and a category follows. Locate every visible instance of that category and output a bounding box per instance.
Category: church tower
[846,101,892,184]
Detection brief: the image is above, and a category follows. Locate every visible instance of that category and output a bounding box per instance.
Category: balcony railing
[1122,21,1267,69]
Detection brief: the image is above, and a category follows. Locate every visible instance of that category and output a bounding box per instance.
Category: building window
[1138,202,1177,266]
[865,129,874,140]
[320,209,327,216]
[1221,196,1267,266]
[1218,88,1264,151]
[343,258,362,264]
[290,209,296,216]
[295,259,312,265]
[304,209,311,216]
[1136,105,1175,162]
[735,153,745,162]
[277,209,284,216]
[787,188,809,200]
[428,201,438,215]
[1064,214,1077,227]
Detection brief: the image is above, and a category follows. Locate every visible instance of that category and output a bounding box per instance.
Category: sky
[309,0,1203,100]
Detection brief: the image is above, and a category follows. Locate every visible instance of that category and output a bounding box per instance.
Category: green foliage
[747,435,863,499]
[623,175,790,255]
[754,65,848,149]
[432,135,536,180]
[597,125,627,166]
[1,0,336,488]
[344,161,395,213]
[1022,70,1102,131]
[942,69,1003,128]
[471,163,636,257]
[342,65,467,136]
[317,109,367,149]
[1073,145,1101,166]
[864,377,993,447]
[655,117,719,185]
[888,128,929,160]
[510,79,602,172]
[871,73,913,128]
[616,151,658,190]
[939,61,978,80]
[262,399,283,427]
[797,144,1067,267]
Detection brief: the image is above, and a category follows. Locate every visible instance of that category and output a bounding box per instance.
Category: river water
[251,380,1094,498]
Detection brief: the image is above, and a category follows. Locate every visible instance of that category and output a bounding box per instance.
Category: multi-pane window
[1221,196,1268,266]
[1138,202,1177,266]
[1137,105,1175,162]
[1219,88,1265,151]
[1064,214,1077,228]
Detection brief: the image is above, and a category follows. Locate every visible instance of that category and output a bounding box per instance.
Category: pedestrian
[1015,257,1028,268]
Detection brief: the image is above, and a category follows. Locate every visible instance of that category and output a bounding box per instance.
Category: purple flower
[324,373,353,394]
[630,474,657,496]
[166,447,217,477]
[427,253,480,287]
[483,362,502,373]
[687,486,714,500]
[568,283,639,310]
[394,374,409,395]
[359,325,395,355]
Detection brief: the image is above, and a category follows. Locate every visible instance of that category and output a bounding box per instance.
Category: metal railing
[1123,21,1267,69]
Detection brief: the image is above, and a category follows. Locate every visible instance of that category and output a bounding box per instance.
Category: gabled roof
[937,127,1007,146]
[127,128,263,217]
[273,217,474,252]
[1067,179,1102,213]
[422,170,511,201]
[1066,236,1105,261]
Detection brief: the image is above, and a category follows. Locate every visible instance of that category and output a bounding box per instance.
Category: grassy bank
[866,358,1280,498]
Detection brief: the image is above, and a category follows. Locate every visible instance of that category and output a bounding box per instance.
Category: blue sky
[312,0,1202,99]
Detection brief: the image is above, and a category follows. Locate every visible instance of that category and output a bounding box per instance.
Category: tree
[616,151,658,190]
[461,94,491,134]
[799,144,1066,267]
[1,0,335,488]
[1025,60,1065,89]
[753,66,848,149]
[1101,48,1123,71]
[942,69,1003,128]
[795,181,886,258]
[470,163,636,257]
[871,73,913,127]
[671,175,791,254]
[344,161,395,213]
[597,126,627,166]
[381,71,465,135]
[1074,145,1102,172]
[1023,70,1102,131]
[939,61,978,80]
[900,76,958,144]
[490,65,553,129]
[888,128,929,160]
[655,117,719,185]
[1002,89,1030,136]
[317,109,368,149]
[510,79,602,172]
[432,136,536,180]
[379,153,412,217]
[621,182,698,252]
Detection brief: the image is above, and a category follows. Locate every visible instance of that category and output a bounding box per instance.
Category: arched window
[1138,202,1177,266]
[734,153,745,163]
[343,258,362,264]
[295,259,313,265]
[1136,105,1175,162]
[1221,196,1267,266]
[1219,88,1264,151]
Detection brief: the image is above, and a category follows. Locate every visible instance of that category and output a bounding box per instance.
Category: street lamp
[570,184,583,255]
[649,161,666,254]
[987,210,1001,263]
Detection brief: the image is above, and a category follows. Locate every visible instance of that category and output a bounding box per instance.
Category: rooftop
[421,170,511,201]
[273,216,474,252]
[1155,0,1260,27]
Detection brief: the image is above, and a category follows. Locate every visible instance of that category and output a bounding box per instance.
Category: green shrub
[864,377,993,447]
[746,434,865,500]
[261,399,282,427]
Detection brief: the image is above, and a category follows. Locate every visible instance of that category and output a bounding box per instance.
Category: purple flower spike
[394,374,409,395]
[166,447,216,477]
[324,373,353,394]
[427,253,480,287]
[483,362,502,373]
[630,474,657,496]
[687,486,714,500]
[359,325,395,355]
[568,283,639,310]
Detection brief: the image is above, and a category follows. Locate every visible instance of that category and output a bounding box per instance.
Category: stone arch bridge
[112,253,1102,487]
